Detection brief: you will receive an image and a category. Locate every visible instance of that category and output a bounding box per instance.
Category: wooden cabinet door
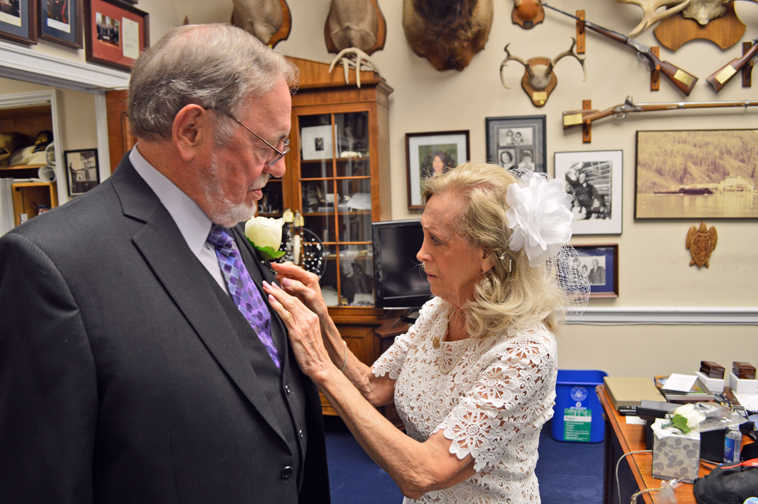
[105,90,135,173]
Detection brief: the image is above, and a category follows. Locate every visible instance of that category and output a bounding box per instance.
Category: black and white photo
[554,150,622,235]
[486,115,546,173]
[64,148,99,196]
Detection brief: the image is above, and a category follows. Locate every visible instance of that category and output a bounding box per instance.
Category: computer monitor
[371,219,432,310]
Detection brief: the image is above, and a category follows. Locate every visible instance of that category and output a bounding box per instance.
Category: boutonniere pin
[244,216,285,261]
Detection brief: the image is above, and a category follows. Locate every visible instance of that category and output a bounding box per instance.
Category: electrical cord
[616,449,653,504]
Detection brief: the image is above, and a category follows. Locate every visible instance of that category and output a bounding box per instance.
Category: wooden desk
[598,384,701,503]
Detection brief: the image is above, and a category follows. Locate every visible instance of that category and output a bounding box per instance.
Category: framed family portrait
[64,148,99,196]
[574,244,619,298]
[38,0,83,48]
[84,0,148,71]
[0,0,37,44]
[405,130,470,210]
[554,149,623,235]
[485,115,545,173]
[635,129,758,219]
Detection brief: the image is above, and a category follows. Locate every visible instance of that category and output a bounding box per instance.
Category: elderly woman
[263,162,576,503]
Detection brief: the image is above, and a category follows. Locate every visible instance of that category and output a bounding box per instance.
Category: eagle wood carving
[403,0,494,71]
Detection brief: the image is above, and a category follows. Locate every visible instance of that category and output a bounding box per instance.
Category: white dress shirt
[129,146,228,292]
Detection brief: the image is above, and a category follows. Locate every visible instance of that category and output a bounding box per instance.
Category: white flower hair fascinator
[505,174,573,266]
[505,171,590,309]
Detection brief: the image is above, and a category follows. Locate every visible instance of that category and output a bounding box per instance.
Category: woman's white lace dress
[371,297,558,503]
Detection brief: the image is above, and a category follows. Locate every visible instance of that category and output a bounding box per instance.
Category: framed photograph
[64,148,99,196]
[574,244,619,298]
[0,0,37,44]
[301,125,333,161]
[405,130,470,210]
[84,0,148,71]
[635,129,758,219]
[485,115,545,173]
[554,150,623,235]
[38,0,82,47]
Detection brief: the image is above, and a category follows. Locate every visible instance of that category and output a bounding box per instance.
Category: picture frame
[485,115,546,173]
[301,124,333,161]
[84,0,148,71]
[64,148,99,196]
[38,0,82,48]
[574,244,619,298]
[554,149,623,235]
[0,0,37,44]
[405,130,470,210]
[635,129,758,219]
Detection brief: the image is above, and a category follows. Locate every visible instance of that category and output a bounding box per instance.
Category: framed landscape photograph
[635,129,758,219]
[406,130,470,210]
[574,244,619,298]
[64,148,99,196]
[38,0,82,48]
[485,115,545,174]
[554,149,622,235]
[84,0,148,71]
[0,0,36,44]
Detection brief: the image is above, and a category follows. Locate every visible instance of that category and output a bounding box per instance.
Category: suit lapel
[111,160,289,446]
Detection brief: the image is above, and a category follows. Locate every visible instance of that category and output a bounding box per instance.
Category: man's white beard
[205,152,257,228]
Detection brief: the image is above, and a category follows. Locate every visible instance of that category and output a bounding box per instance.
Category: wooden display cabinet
[11,181,57,226]
[0,103,57,229]
[281,57,394,415]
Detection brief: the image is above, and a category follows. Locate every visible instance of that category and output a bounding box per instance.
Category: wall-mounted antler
[616,0,691,36]
[499,38,585,107]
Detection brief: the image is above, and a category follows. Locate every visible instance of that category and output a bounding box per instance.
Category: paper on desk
[661,373,698,392]
[625,415,646,425]
[735,392,758,412]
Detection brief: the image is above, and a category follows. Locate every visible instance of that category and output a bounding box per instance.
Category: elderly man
[0,24,330,504]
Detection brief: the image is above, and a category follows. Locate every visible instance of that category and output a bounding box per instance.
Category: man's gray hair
[128,23,297,141]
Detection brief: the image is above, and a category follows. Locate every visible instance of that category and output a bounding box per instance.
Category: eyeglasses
[216,110,290,167]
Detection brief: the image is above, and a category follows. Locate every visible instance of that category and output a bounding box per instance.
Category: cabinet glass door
[298,111,373,306]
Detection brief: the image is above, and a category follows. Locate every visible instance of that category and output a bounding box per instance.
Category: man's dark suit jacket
[0,155,330,503]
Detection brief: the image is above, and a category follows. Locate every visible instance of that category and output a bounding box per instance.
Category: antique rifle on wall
[706,39,758,92]
[541,2,697,95]
[562,96,758,128]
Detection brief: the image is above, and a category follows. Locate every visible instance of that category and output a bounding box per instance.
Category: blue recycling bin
[551,369,607,443]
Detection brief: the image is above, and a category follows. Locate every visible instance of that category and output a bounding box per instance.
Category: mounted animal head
[682,0,730,26]
[499,38,585,107]
[402,0,494,71]
[230,0,291,48]
[616,0,691,36]
[324,0,386,54]
[512,0,544,29]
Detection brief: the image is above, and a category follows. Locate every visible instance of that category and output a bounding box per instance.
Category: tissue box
[651,418,700,482]
[729,371,758,394]
[696,371,724,393]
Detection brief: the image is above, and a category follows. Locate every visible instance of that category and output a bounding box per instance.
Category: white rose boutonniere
[670,403,705,434]
[244,216,285,261]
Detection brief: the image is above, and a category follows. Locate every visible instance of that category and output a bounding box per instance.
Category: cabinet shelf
[302,210,372,217]
[0,163,46,172]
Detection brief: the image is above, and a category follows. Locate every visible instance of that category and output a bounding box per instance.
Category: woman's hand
[262,280,335,382]
[270,262,328,319]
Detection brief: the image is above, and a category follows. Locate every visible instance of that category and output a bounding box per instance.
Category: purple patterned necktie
[207,225,280,368]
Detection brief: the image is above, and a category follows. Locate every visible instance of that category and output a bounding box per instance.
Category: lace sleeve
[437,330,557,473]
[371,298,443,380]
[370,326,413,380]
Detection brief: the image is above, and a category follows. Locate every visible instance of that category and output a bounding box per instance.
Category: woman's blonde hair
[423,162,566,337]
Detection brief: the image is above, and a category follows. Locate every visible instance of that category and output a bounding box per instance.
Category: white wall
[3,0,755,376]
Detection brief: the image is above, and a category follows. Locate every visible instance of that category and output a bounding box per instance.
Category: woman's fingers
[270,262,318,286]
